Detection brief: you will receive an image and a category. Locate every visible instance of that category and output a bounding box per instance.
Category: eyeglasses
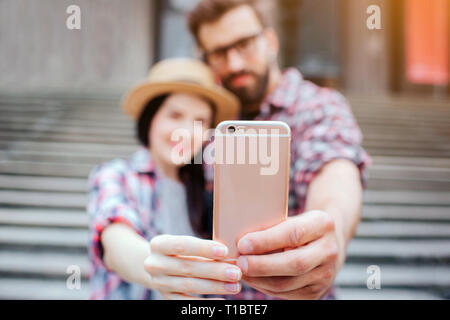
[203,30,265,68]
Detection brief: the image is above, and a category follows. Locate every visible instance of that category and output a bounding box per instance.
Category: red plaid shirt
[204,68,372,299]
[251,68,371,214]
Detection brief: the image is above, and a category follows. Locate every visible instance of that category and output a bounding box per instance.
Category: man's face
[198,5,277,107]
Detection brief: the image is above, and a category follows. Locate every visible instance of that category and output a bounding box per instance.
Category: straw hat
[122,58,240,127]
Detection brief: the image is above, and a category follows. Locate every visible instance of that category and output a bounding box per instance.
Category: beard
[222,66,270,107]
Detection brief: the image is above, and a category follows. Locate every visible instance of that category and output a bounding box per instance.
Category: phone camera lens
[228,126,236,133]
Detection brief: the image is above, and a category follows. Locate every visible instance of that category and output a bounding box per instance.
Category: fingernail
[225,268,241,281]
[224,282,240,293]
[236,256,248,274]
[238,239,253,254]
[212,245,228,258]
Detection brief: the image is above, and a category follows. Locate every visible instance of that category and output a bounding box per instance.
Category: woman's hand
[144,234,242,300]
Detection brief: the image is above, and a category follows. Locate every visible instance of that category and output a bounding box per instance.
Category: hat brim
[122,81,240,127]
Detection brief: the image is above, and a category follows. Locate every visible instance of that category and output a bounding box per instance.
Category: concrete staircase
[0,93,449,299]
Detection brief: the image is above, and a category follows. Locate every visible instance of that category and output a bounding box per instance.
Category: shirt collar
[129,147,156,174]
[261,68,304,112]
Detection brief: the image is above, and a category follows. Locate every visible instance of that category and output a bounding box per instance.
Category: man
[188,0,372,299]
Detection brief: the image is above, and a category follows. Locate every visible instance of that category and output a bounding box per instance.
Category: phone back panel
[213,121,291,259]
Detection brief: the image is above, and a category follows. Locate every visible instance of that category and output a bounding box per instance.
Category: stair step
[0,251,89,279]
[1,174,448,195]
[363,190,450,206]
[0,175,87,192]
[0,278,90,300]
[0,226,88,248]
[2,208,449,239]
[0,225,449,261]
[356,221,450,238]
[336,263,450,287]
[0,141,136,154]
[369,165,450,181]
[0,115,133,130]
[363,149,450,158]
[335,287,442,300]
[0,108,128,120]
[0,131,135,145]
[0,161,93,178]
[371,156,450,168]
[4,157,450,182]
[0,189,447,232]
[0,122,133,137]
[362,205,450,221]
[0,190,86,208]
[0,150,122,166]
[0,208,88,227]
[347,239,450,259]
[2,250,449,289]
[363,140,450,151]
[367,179,450,192]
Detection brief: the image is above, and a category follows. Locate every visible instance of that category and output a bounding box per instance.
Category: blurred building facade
[0,0,449,97]
[0,0,156,94]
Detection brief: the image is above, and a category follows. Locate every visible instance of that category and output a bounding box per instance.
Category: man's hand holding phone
[144,235,242,299]
[235,210,342,300]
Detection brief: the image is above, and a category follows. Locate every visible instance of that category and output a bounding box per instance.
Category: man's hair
[187,0,272,46]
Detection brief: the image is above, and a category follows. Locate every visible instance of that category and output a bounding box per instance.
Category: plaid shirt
[204,68,372,299]
[87,148,162,299]
[87,68,371,300]
[244,68,371,215]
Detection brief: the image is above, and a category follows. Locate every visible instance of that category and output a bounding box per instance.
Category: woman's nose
[179,119,203,138]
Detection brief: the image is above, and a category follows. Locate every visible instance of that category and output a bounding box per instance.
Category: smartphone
[213,120,291,259]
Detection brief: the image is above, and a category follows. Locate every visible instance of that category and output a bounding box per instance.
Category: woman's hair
[137,94,169,147]
[136,94,214,239]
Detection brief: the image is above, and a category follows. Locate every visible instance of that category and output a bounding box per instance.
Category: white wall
[0,0,155,93]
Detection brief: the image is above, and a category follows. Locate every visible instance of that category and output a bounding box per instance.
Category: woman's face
[149,93,213,167]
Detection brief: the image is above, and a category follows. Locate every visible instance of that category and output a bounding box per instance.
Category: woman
[87,59,241,300]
